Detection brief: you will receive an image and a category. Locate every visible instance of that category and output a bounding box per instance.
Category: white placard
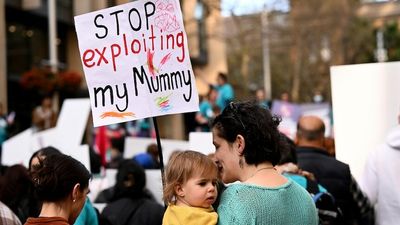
[1,128,33,166]
[188,132,215,155]
[74,0,199,127]
[89,169,164,205]
[330,62,400,181]
[1,99,91,171]
[123,136,189,163]
[31,128,58,152]
[55,98,91,148]
[145,169,163,204]
[68,144,91,171]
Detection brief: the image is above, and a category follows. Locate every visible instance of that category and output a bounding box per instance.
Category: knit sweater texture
[217,180,318,225]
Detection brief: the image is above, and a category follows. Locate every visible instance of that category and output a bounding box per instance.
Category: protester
[0,165,37,223]
[312,90,324,103]
[211,101,318,225]
[31,96,57,132]
[296,115,374,225]
[195,86,220,131]
[28,147,99,225]
[254,88,271,109]
[73,198,98,225]
[214,72,234,111]
[101,159,164,225]
[25,152,91,225]
[0,201,21,225]
[132,143,160,169]
[106,137,125,169]
[280,91,290,102]
[361,113,400,225]
[145,143,160,169]
[0,102,14,161]
[163,150,218,225]
[275,136,347,224]
[276,136,324,192]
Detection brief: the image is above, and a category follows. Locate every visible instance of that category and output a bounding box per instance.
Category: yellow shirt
[163,205,218,225]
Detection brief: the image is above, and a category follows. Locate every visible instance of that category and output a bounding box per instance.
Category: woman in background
[25,152,91,225]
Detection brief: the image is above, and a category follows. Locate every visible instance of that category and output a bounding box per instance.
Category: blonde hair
[163,150,218,204]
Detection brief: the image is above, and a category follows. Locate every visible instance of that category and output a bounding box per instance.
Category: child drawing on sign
[155,93,173,112]
[155,0,181,32]
[163,150,219,225]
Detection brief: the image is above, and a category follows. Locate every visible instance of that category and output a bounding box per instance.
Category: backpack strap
[306,177,319,195]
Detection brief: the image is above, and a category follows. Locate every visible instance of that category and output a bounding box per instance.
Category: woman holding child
[211,101,318,225]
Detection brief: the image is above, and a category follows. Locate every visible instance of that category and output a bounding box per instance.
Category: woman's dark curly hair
[211,101,287,166]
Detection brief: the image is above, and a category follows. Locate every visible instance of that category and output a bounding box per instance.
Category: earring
[73,199,76,203]
[239,158,244,169]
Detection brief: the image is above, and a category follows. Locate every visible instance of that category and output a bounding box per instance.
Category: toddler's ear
[175,184,185,197]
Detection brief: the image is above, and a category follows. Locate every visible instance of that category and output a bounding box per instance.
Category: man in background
[296,115,374,225]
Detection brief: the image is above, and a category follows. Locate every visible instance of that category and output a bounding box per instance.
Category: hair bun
[31,160,59,199]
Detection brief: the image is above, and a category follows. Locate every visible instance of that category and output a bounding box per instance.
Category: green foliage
[384,21,400,61]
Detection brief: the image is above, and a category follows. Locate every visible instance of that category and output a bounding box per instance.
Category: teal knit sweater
[217,180,318,225]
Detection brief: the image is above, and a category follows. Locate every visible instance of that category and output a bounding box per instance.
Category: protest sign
[75,0,199,127]
[331,62,400,181]
[271,100,302,139]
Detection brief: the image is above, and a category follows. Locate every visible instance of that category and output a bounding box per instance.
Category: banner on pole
[75,0,199,127]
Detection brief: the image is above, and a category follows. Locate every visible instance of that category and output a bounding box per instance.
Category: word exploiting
[81,1,186,72]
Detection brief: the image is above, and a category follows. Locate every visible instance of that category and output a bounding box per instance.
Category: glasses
[229,102,246,131]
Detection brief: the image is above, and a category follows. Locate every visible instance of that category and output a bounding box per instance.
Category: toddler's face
[177,174,218,208]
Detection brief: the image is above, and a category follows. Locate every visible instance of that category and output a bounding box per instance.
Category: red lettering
[123,34,128,55]
[131,39,141,54]
[82,28,188,72]
[95,47,109,66]
[82,49,95,68]
[176,31,185,62]
[149,25,156,51]
[111,44,121,72]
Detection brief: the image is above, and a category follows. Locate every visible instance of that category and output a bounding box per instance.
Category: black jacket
[101,197,164,225]
[296,146,357,225]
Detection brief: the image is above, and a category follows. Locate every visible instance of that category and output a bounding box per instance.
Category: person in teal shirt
[214,73,234,111]
[196,87,220,131]
[211,101,318,225]
[74,198,99,225]
[276,136,327,193]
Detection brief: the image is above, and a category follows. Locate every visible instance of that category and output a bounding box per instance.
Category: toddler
[163,150,219,225]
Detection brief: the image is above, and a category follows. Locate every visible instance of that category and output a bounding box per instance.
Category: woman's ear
[235,134,245,156]
[72,183,81,202]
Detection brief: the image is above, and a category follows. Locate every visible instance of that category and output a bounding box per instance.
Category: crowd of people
[0,70,398,225]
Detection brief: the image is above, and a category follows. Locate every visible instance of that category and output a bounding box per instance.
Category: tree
[288,0,375,102]
[213,0,377,103]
